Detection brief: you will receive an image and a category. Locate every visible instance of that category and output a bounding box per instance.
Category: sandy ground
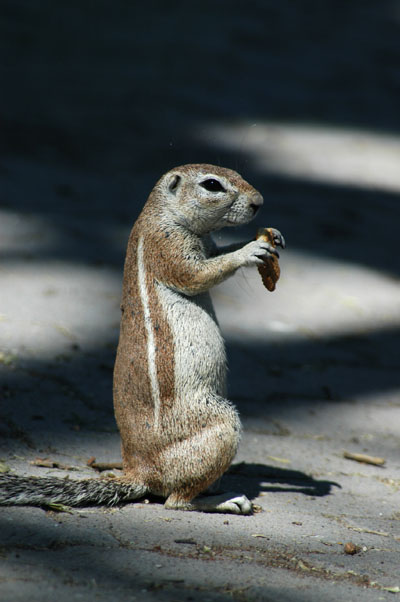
[1,2,400,600]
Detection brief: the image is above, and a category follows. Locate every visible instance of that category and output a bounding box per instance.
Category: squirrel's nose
[250,192,263,214]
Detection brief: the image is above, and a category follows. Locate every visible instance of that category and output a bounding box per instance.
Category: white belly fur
[156,283,227,403]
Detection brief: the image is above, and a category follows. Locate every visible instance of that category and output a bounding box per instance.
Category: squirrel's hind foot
[165,491,253,515]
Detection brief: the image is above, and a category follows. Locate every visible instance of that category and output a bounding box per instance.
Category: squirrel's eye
[200,179,226,193]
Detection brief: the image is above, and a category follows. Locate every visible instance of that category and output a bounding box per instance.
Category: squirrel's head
[155,164,263,234]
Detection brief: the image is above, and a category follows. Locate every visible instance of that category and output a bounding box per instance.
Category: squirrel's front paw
[238,239,280,267]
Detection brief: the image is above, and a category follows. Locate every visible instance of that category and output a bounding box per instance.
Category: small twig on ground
[30,457,78,470]
[87,457,123,472]
[343,451,385,466]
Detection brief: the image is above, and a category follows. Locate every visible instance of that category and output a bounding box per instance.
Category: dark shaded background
[3,1,400,167]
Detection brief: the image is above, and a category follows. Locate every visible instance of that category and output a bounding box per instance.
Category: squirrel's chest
[155,283,226,397]
[156,283,222,350]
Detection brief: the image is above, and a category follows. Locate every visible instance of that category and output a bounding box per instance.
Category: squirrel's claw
[269,228,286,249]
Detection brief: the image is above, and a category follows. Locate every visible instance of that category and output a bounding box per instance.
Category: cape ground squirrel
[0,164,284,514]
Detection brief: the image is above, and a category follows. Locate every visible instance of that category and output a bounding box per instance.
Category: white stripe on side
[137,236,160,429]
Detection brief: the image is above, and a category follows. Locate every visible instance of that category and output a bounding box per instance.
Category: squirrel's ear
[168,174,181,194]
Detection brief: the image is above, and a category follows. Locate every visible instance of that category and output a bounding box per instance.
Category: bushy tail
[0,474,148,507]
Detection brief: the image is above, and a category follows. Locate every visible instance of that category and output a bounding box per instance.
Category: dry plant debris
[343,451,386,466]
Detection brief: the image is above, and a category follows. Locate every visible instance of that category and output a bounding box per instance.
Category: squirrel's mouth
[221,196,260,227]
[224,215,253,227]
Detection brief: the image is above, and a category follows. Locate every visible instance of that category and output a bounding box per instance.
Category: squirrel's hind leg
[160,415,253,515]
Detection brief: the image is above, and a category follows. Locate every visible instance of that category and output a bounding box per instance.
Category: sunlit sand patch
[197,121,400,193]
[213,250,400,342]
[0,261,121,358]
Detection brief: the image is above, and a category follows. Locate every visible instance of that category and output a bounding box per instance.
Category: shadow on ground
[1,324,399,453]
[223,462,339,498]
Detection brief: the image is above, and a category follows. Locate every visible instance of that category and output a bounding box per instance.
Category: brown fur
[113,164,273,511]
